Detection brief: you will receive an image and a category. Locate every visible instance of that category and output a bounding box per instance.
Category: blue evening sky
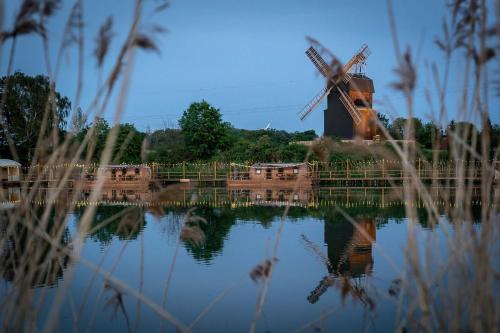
[3,0,498,133]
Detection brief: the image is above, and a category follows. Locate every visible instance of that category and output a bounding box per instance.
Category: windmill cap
[349,75,375,93]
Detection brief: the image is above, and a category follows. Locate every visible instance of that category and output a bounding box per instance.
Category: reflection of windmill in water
[299,43,377,139]
[305,218,376,304]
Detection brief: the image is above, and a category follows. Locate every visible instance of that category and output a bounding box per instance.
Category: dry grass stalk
[0,0,181,331]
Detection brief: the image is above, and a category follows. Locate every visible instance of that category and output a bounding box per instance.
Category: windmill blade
[298,85,333,121]
[305,46,331,78]
[341,44,371,76]
[307,276,334,304]
[337,86,362,125]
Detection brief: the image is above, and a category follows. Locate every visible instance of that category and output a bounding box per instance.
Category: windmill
[298,44,377,139]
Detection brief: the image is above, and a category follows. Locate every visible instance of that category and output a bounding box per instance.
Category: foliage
[146,129,187,163]
[0,72,71,163]
[179,101,231,160]
[111,123,146,164]
[76,118,145,164]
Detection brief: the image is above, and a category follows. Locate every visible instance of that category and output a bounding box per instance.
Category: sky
[3,0,499,134]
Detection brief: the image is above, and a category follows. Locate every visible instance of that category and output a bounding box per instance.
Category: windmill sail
[300,43,370,123]
[298,85,333,120]
[305,47,331,78]
[337,86,362,125]
[341,44,371,75]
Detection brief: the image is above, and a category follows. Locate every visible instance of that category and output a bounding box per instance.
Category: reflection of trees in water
[180,205,387,264]
[181,206,318,263]
[73,206,146,245]
[0,213,71,288]
[182,207,235,263]
[65,191,481,263]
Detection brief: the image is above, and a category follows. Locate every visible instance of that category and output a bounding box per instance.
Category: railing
[17,160,487,183]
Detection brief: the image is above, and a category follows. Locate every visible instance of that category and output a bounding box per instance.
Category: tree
[179,101,231,160]
[377,112,390,130]
[147,129,188,163]
[420,121,441,149]
[76,119,145,163]
[248,135,277,161]
[76,117,110,162]
[70,107,87,133]
[390,117,407,139]
[0,72,71,163]
[111,123,145,164]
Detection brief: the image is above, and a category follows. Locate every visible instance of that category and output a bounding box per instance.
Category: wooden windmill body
[299,44,377,140]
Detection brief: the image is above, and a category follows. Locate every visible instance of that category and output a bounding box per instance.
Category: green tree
[76,119,145,163]
[0,72,71,163]
[70,107,87,133]
[76,117,110,162]
[179,101,231,160]
[147,128,188,163]
[248,135,277,161]
[377,112,390,133]
[112,123,145,164]
[390,117,407,139]
[420,121,440,149]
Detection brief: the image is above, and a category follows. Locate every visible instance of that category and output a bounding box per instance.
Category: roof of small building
[98,164,151,169]
[0,159,21,167]
[251,162,306,169]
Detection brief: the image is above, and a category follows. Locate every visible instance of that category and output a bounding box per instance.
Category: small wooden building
[80,164,151,188]
[0,187,21,210]
[0,159,21,185]
[227,162,312,187]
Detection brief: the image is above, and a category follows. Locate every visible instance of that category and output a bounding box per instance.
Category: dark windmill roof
[349,74,375,93]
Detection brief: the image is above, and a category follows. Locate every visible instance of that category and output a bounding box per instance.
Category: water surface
[0,186,482,332]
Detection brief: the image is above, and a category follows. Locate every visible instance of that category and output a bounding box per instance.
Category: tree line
[1,73,498,165]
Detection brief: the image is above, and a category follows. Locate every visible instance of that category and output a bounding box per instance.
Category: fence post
[183,161,186,179]
[382,159,385,178]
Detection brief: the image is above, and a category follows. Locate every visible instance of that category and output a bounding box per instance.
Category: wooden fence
[17,160,490,184]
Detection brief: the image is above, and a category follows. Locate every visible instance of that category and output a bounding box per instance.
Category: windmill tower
[298,44,377,140]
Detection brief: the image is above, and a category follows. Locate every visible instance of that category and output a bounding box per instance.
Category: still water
[0,186,482,332]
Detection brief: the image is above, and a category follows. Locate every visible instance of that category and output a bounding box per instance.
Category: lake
[0,186,486,332]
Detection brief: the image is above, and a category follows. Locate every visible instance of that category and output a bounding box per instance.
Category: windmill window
[256,169,261,175]
[354,99,365,107]
[293,167,299,174]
